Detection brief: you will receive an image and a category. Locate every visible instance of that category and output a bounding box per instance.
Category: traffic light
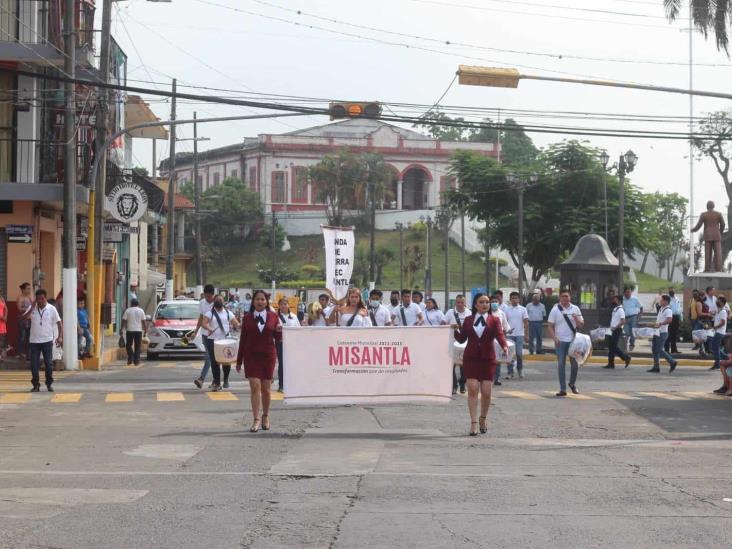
[329,101,382,120]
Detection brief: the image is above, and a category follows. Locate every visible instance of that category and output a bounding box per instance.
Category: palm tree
[664,1,732,52]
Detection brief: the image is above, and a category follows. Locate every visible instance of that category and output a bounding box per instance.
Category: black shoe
[194,377,203,389]
[30,386,40,393]
[46,385,54,392]
[602,364,615,369]
[647,367,660,373]
[709,364,720,370]
[459,386,466,394]
[569,384,579,394]
[556,391,567,397]
[624,357,631,368]
[713,386,727,394]
[223,381,229,389]
[669,361,678,373]
[452,388,457,395]
[493,379,502,386]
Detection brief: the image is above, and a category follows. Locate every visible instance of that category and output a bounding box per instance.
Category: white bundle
[633,327,659,339]
[590,327,611,342]
[691,329,714,344]
[493,339,516,364]
[568,333,592,366]
[452,341,466,366]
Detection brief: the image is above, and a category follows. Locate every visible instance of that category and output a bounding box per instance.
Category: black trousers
[206,337,230,385]
[452,365,466,390]
[29,341,54,387]
[665,315,680,353]
[276,340,284,390]
[608,328,630,366]
[126,331,142,364]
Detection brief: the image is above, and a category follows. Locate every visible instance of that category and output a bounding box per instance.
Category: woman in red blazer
[453,293,508,436]
[236,290,282,432]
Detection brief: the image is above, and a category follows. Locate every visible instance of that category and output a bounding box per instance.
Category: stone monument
[691,200,726,273]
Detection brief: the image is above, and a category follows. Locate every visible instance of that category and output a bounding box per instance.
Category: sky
[109,0,732,236]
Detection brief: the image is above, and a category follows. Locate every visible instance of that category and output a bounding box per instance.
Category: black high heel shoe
[479,416,487,434]
[469,421,478,436]
[261,414,270,431]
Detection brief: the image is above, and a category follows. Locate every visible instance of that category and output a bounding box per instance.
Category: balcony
[0,0,66,65]
[0,137,93,186]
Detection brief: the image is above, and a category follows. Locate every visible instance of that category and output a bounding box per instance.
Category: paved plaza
[1,357,731,548]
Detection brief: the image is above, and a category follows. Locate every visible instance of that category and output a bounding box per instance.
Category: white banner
[283,326,453,405]
[322,226,355,302]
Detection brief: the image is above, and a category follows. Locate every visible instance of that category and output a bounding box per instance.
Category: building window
[249,167,257,191]
[292,166,308,203]
[0,73,12,182]
[271,171,286,203]
[231,169,238,179]
[213,172,220,186]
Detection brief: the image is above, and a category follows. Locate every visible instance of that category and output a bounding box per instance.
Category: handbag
[118,335,126,348]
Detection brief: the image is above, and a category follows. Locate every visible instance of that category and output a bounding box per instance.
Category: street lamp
[420,215,433,293]
[506,172,537,297]
[395,221,405,290]
[600,150,638,292]
[436,205,453,311]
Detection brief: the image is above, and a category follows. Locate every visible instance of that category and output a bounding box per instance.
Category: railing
[0,1,92,50]
[0,137,93,185]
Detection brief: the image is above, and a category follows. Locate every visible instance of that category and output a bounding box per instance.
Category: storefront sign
[283,326,452,405]
[6,224,32,244]
[104,223,139,234]
[76,237,87,251]
[106,182,148,224]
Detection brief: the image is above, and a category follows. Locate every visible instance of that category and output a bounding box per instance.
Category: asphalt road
[1,355,731,548]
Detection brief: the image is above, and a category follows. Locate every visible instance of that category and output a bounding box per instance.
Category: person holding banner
[454,293,508,436]
[276,298,301,393]
[446,294,469,394]
[328,288,372,327]
[392,290,424,326]
[236,290,282,432]
[423,298,447,326]
[367,289,392,326]
[308,294,334,327]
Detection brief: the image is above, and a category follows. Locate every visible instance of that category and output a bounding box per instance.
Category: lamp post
[420,215,433,293]
[436,205,453,311]
[600,150,638,292]
[395,222,405,291]
[505,172,538,297]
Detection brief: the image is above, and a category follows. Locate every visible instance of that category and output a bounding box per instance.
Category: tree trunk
[640,250,650,273]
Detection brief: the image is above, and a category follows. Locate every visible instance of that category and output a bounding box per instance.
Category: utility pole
[517,182,525,297]
[442,209,450,312]
[89,0,112,366]
[368,178,376,285]
[271,210,277,290]
[618,161,626,294]
[193,112,203,296]
[395,222,404,290]
[165,79,177,300]
[460,214,466,296]
[423,216,433,294]
[62,0,78,370]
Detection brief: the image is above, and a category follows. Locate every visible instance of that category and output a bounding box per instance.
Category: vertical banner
[322,225,355,302]
[283,326,453,405]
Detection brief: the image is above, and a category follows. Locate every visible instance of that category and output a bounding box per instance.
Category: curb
[522,354,714,368]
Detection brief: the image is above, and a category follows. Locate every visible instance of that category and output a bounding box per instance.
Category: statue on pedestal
[692,201,726,272]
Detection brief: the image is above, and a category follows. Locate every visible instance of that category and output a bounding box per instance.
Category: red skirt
[462,356,498,382]
[243,352,276,380]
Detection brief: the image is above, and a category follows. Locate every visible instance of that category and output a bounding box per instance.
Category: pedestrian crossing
[0,389,728,407]
[0,371,77,392]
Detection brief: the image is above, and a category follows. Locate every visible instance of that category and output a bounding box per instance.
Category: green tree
[643,192,688,279]
[259,222,287,250]
[664,1,732,52]
[374,247,395,285]
[132,166,149,178]
[446,141,651,288]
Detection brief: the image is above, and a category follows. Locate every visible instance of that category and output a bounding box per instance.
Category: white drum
[590,327,611,342]
[633,327,659,339]
[453,341,467,366]
[691,329,714,343]
[493,339,516,365]
[568,333,592,366]
[214,338,239,364]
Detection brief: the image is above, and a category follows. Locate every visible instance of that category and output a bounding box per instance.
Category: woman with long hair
[236,290,281,432]
[327,288,372,327]
[453,293,508,436]
[423,297,447,326]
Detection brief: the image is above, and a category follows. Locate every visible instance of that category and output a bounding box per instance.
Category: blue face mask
[490,303,499,311]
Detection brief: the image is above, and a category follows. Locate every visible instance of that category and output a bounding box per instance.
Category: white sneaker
[518,371,524,379]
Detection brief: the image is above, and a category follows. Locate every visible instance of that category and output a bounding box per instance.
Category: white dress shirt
[29,304,61,344]
[610,305,626,330]
[254,310,268,332]
[473,312,490,338]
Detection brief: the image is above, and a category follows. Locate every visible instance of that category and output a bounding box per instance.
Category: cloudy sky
[111,0,732,233]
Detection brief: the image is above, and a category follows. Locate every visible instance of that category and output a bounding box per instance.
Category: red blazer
[454,313,507,361]
[236,310,282,365]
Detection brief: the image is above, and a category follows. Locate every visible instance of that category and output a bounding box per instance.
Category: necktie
[257,315,265,326]
[474,316,485,327]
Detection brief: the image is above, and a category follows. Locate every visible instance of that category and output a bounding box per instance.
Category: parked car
[146,299,202,360]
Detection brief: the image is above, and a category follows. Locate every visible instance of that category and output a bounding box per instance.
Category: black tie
[474,316,485,327]
[257,315,265,326]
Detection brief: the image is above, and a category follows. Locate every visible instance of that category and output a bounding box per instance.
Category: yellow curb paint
[206,391,238,401]
[51,393,82,403]
[156,392,185,402]
[501,390,543,400]
[270,392,284,401]
[593,391,641,400]
[636,392,691,401]
[681,391,727,400]
[543,391,594,400]
[105,393,134,403]
[0,393,32,404]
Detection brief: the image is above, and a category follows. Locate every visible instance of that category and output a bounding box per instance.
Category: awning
[125,95,169,140]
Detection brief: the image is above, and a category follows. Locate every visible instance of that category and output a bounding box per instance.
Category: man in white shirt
[604,294,631,369]
[446,294,469,394]
[547,290,584,396]
[648,294,678,373]
[367,289,392,326]
[705,286,717,315]
[121,298,147,366]
[309,294,334,327]
[526,292,547,355]
[193,284,216,388]
[392,290,424,326]
[711,295,728,371]
[22,288,62,392]
[387,290,401,320]
[504,292,529,379]
[495,290,510,315]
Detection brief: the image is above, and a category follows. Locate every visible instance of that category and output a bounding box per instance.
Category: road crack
[328,475,363,548]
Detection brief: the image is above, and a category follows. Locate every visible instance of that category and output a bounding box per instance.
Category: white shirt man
[445,303,469,327]
[122,305,146,333]
[610,304,626,330]
[367,302,392,326]
[29,301,62,345]
[505,303,528,338]
[656,304,673,335]
[392,294,424,326]
[714,307,728,335]
[547,292,585,395]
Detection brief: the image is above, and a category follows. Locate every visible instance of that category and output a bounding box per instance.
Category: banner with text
[322,226,355,302]
[284,326,453,405]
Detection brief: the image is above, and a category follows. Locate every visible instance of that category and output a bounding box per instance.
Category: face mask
[490,303,499,311]
[369,300,381,307]
[390,298,399,306]
[214,302,224,310]
[669,291,675,297]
